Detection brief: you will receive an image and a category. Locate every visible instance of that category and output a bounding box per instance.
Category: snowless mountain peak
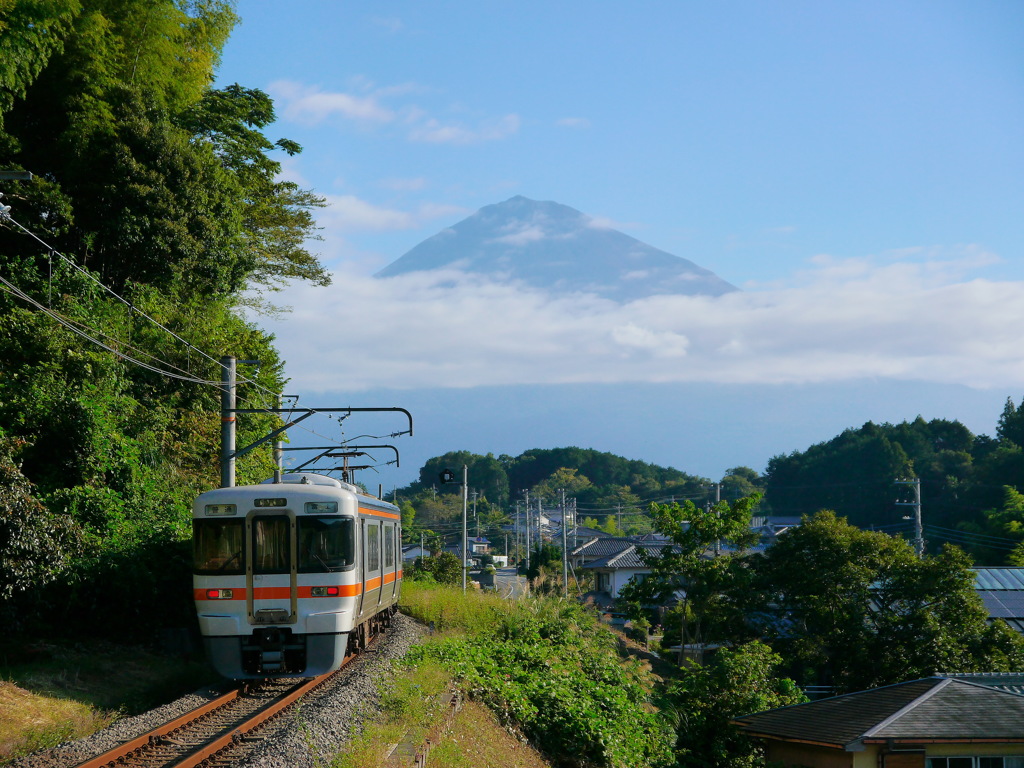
[375,196,737,302]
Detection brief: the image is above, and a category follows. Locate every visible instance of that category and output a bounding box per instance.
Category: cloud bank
[255,248,1024,393]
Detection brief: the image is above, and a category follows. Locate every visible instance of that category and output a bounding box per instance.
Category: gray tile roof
[572,537,635,559]
[584,546,648,570]
[734,678,1024,748]
[974,568,1024,621]
[975,567,1024,590]
[937,672,1024,696]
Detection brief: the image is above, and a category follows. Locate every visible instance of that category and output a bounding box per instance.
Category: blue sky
[214,2,1024,488]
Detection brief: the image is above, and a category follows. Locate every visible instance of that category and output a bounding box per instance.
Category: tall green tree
[749,510,1024,692]
[663,641,805,768]
[619,494,761,648]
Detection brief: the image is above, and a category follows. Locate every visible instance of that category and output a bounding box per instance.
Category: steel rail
[72,654,355,768]
[174,666,346,767]
[73,687,243,768]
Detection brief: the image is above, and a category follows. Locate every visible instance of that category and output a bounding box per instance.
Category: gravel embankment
[9,614,425,768]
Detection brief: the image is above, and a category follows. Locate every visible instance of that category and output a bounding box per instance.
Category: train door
[362,519,381,617]
[384,523,397,601]
[246,512,297,626]
[357,518,366,618]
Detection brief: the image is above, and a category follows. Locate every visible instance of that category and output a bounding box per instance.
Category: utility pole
[514,501,520,566]
[713,483,721,556]
[537,496,543,543]
[896,478,924,557]
[524,490,531,573]
[462,465,469,592]
[560,488,568,596]
[472,489,479,537]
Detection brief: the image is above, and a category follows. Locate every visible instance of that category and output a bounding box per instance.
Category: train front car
[192,473,401,678]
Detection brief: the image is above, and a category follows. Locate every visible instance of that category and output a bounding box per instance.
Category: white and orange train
[192,473,401,678]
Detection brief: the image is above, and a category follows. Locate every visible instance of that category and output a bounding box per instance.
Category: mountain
[375,196,738,302]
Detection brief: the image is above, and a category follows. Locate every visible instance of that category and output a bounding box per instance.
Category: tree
[0,439,80,602]
[531,466,592,499]
[998,396,1024,447]
[413,551,461,586]
[749,510,1024,692]
[618,494,761,648]
[663,641,805,768]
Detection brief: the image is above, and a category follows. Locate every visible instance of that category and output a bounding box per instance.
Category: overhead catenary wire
[1,211,385,468]
[1,211,277,396]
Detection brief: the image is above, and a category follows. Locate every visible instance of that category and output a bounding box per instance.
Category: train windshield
[193,519,244,574]
[253,515,291,574]
[298,516,355,572]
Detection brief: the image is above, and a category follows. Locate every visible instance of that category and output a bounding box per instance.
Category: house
[468,536,491,554]
[571,537,634,569]
[733,676,1024,768]
[750,515,803,551]
[582,545,654,598]
[401,544,430,562]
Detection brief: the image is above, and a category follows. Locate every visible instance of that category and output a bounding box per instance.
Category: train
[192,472,402,678]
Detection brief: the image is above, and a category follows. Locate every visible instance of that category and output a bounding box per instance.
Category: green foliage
[663,641,805,768]
[0,0,328,643]
[749,510,1024,692]
[619,494,761,647]
[0,438,80,604]
[409,551,463,586]
[401,583,673,768]
[521,542,562,581]
[1,0,323,300]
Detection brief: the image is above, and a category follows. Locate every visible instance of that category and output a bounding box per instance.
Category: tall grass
[399,580,511,634]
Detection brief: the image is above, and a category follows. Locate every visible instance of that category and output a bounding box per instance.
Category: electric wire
[0,277,223,385]
[2,211,277,395]
[1,214,392,467]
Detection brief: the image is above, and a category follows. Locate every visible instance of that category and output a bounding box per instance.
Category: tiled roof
[974,567,1024,590]
[572,537,634,559]
[938,673,1024,696]
[584,546,647,570]
[973,568,1024,621]
[584,543,682,570]
[734,678,1024,747]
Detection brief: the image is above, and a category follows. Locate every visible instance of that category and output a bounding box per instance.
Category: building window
[929,758,1024,768]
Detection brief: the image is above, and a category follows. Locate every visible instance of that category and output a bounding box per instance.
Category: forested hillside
[764,406,1024,563]
[0,1,325,639]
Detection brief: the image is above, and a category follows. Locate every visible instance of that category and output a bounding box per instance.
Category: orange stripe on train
[358,506,401,520]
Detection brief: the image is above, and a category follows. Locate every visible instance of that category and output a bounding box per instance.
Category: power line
[1,210,278,397]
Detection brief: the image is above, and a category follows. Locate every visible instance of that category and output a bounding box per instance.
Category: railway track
[72,656,354,768]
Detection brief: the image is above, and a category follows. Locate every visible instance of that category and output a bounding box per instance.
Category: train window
[297,517,354,572]
[193,519,244,574]
[253,516,290,574]
[384,526,395,568]
[367,524,380,572]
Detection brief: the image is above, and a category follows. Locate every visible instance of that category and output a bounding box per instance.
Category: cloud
[269,77,522,146]
[317,195,468,234]
[489,224,548,246]
[377,177,427,192]
[408,113,521,144]
[557,117,591,129]
[269,80,395,125]
[253,247,1024,392]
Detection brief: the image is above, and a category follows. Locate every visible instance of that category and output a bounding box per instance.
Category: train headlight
[311,586,340,597]
[205,589,234,600]
[204,504,236,516]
